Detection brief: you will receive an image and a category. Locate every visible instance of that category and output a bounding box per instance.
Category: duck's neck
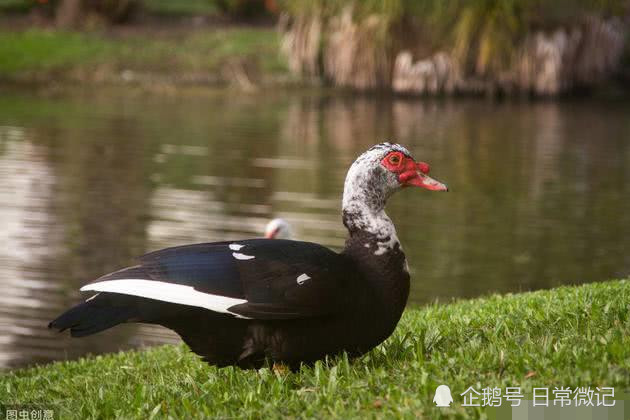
[341,182,401,256]
[342,205,400,256]
[341,185,409,341]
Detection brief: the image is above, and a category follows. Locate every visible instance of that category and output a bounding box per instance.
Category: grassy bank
[1,280,629,418]
[0,27,288,86]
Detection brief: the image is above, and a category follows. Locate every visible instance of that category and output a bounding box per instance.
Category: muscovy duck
[264,218,291,239]
[49,143,447,369]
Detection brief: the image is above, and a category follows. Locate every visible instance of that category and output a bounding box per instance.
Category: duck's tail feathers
[48,293,137,337]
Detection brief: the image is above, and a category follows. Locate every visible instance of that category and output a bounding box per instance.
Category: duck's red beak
[399,161,448,191]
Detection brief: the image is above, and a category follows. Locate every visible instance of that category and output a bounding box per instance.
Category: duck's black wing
[80,239,354,320]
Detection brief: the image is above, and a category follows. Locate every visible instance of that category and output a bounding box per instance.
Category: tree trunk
[56,0,83,28]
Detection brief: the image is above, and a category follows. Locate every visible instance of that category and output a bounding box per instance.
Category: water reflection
[0,89,628,368]
[0,131,62,367]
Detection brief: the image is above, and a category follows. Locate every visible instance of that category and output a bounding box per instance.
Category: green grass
[0,28,286,82]
[1,280,629,419]
[0,30,112,77]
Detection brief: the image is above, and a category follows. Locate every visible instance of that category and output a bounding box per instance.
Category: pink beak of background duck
[265,228,279,239]
[399,161,448,191]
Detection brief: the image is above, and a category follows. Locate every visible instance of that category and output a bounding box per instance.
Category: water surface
[1,88,629,368]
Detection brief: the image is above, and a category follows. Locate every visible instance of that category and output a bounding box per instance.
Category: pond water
[1,87,629,369]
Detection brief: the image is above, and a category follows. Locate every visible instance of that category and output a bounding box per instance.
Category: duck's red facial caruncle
[381,151,448,191]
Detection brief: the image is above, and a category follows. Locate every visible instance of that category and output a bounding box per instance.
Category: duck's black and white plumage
[50,143,447,369]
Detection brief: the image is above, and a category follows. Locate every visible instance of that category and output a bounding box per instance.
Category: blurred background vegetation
[0,0,628,95]
[281,0,627,65]
[0,0,275,23]
[279,0,630,94]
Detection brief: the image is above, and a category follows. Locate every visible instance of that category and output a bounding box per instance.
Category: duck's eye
[388,154,401,165]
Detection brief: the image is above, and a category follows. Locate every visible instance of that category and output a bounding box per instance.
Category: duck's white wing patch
[296,273,311,285]
[80,279,251,318]
[232,252,255,260]
[229,243,244,251]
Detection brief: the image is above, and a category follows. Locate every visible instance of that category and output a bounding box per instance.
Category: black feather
[48,294,136,337]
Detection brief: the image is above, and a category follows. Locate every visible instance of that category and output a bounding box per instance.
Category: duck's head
[341,142,448,251]
[342,142,447,215]
[264,218,292,239]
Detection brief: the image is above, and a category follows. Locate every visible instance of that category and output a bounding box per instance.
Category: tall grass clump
[278,0,629,95]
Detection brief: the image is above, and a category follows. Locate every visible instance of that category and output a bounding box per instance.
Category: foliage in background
[141,0,219,16]
[279,0,628,74]
[215,0,275,17]
[0,0,30,13]
[1,279,628,418]
[0,0,274,21]
[2,0,142,24]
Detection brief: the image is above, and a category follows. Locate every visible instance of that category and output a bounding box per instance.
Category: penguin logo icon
[433,385,453,407]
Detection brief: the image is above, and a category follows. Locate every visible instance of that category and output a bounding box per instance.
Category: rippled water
[1,88,629,369]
